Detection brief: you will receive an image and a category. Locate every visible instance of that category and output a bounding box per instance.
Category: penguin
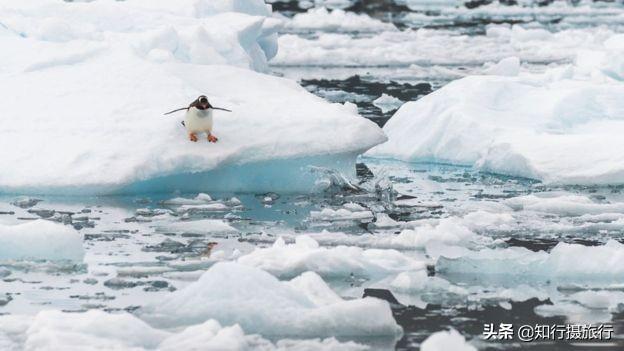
[164,95,231,143]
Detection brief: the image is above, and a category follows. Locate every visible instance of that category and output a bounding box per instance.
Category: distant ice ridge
[0,220,84,262]
[0,309,369,351]
[285,7,397,32]
[0,0,385,195]
[368,33,624,184]
[140,262,403,338]
[274,23,617,68]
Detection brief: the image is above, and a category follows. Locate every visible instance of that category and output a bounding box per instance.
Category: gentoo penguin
[164,95,231,143]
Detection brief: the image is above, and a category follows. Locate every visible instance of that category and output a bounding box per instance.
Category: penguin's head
[196,95,210,110]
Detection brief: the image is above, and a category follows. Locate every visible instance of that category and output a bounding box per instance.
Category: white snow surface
[0,220,84,262]
[140,262,403,337]
[0,309,369,351]
[0,0,385,195]
[368,35,624,184]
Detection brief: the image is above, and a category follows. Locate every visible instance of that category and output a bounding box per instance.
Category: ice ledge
[0,151,365,196]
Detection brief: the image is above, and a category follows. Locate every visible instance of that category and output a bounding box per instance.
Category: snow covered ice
[368,41,624,184]
[0,0,385,195]
[4,0,624,350]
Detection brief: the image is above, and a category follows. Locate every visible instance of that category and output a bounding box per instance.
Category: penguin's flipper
[212,107,232,112]
[164,107,188,115]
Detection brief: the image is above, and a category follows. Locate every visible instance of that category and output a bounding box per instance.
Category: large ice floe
[140,262,403,337]
[0,0,385,195]
[0,309,370,351]
[368,33,624,184]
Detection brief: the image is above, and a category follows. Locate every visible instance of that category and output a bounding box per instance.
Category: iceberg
[0,0,385,195]
[368,34,624,184]
[0,220,84,262]
[140,262,403,337]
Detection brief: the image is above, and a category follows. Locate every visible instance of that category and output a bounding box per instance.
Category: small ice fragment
[373,93,404,113]
[421,328,476,351]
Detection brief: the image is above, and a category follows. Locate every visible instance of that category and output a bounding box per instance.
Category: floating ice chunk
[155,219,238,234]
[254,213,495,251]
[0,220,84,262]
[371,213,400,229]
[484,56,520,76]
[420,328,476,351]
[570,290,624,311]
[141,262,403,337]
[238,235,426,279]
[389,270,468,296]
[505,194,624,216]
[391,217,482,249]
[461,210,515,232]
[176,203,231,214]
[373,94,404,113]
[535,301,614,324]
[287,7,396,32]
[309,206,374,221]
[368,59,624,184]
[437,240,624,279]
[162,193,213,206]
[473,284,549,303]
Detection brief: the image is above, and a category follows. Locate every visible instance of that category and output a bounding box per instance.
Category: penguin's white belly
[185,107,213,133]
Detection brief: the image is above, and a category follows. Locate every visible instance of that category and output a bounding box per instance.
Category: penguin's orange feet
[189,133,198,142]
[208,134,218,143]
